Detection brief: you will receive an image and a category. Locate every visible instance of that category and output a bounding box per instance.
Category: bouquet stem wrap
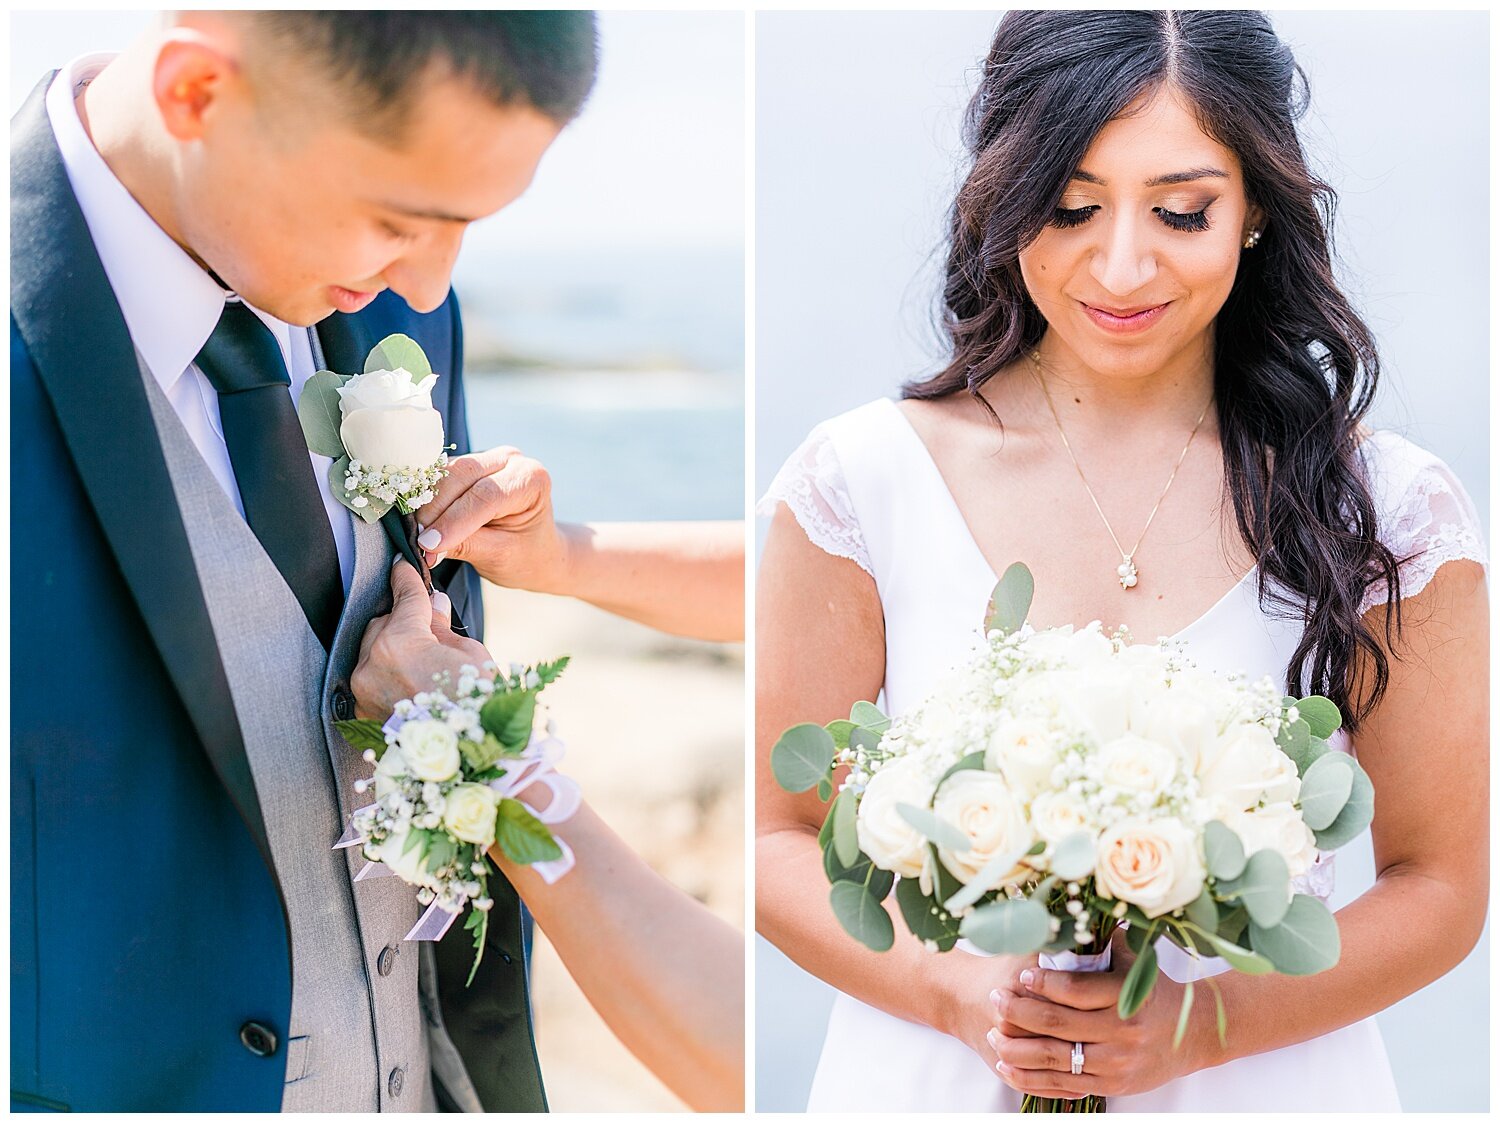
[1024,942,1111,1113]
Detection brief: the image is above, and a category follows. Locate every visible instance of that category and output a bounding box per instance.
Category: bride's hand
[932,950,1043,1079]
[351,559,492,718]
[986,929,1205,1099]
[412,446,572,594]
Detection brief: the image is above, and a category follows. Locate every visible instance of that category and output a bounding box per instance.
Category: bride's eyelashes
[1046,202,1215,233]
[379,218,420,243]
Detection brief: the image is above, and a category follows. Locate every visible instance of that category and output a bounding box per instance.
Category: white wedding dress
[760,397,1487,1112]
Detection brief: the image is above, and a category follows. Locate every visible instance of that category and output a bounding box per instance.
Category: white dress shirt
[47,53,355,593]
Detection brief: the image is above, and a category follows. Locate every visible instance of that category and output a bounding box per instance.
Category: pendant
[1116,557,1139,590]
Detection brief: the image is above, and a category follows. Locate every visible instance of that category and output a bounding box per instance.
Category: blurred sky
[9,11,744,255]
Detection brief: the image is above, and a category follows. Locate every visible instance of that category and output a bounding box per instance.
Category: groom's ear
[152,30,240,142]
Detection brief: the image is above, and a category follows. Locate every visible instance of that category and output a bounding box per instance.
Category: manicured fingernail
[433,552,447,566]
[1020,969,1036,990]
[989,988,1003,1010]
[986,1028,1000,1050]
[391,554,404,569]
[431,590,451,617]
[418,528,442,550]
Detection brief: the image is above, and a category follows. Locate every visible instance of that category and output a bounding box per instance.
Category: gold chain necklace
[1026,349,1212,591]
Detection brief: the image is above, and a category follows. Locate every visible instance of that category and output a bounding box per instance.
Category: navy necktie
[195,300,344,649]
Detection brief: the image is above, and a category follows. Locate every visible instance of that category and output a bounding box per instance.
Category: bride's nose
[1088,212,1159,297]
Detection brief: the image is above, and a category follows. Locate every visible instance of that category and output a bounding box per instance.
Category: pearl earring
[1242,229,1262,250]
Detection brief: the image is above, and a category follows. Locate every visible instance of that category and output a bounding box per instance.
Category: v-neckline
[878,397,1258,641]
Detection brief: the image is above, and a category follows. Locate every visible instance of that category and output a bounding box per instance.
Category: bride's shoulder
[1353,427,1475,521]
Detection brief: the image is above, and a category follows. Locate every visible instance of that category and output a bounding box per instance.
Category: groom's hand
[413,446,575,595]
[351,559,493,718]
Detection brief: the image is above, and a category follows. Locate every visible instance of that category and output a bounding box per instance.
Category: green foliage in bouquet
[772,560,1378,1068]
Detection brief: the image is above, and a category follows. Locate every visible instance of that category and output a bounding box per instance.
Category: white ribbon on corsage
[333,733,581,943]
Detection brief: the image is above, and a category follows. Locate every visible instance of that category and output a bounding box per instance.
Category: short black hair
[251,11,599,127]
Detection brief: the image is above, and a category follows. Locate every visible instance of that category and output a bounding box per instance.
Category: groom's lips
[329,285,380,314]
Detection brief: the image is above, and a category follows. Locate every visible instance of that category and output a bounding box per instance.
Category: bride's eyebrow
[1070,167,1230,187]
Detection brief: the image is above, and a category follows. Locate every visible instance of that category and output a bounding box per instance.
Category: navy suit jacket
[10,75,545,1112]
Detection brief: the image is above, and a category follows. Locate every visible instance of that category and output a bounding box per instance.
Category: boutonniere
[299,333,451,589]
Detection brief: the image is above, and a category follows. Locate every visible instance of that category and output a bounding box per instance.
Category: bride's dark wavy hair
[905,10,1403,729]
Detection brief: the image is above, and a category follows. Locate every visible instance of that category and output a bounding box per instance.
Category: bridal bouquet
[335,658,579,985]
[773,564,1374,1112]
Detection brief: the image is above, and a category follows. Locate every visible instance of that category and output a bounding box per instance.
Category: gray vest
[139,353,482,1112]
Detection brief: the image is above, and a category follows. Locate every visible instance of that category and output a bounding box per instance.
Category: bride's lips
[1079,300,1170,335]
[328,285,381,314]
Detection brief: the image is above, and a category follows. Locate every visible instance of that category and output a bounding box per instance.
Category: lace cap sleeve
[1360,434,1488,614]
[756,424,873,577]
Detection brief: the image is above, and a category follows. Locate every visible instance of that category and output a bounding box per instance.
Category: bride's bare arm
[756,504,1025,1066]
[489,805,744,1112]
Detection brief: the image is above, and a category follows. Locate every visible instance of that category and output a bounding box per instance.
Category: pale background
[754,10,1488,1113]
[12,10,744,1112]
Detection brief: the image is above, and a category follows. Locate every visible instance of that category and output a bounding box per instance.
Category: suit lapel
[10,75,277,876]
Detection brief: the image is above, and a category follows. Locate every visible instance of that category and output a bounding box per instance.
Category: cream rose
[1097,733,1179,796]
[1221,802,1318,879]
[1056,664,1135,745]
[984,716,1058,800]
[369,822,441,889]
[374,745,409,799]
[932,770,1034,886]
[443,783,500,847]
[1134,692,1219,772]
[1094,817,1206,918]
[1029,789,1095,845]
[855,756,933,879]
[337,367,446,468]
[1198,724,1288,813]
[396,719,462,782]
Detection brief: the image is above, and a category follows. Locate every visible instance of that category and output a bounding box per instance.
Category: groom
[12,12,595,1113]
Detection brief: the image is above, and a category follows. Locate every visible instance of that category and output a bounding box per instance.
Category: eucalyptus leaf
[1050,831,1096,881]
[1248,894,1340,975]
[1185,923,1276,974]
[985,562,1035,636]
[1295,695,1342,740]
[365,332,433,379]
[329,455,389,523]
[1184,890,1219,934]
[1173,980,1196,1049]
[335,718,387,755]
[495,798,564,865]
[1118,934,1158,1018]
[960,896,1051,955]
[847,726,883,756]
[936,751,987,791]
[1216,906,1250,947]
[1275,718,1311,768]
[817,803,836,851]
[1204,820,1247,881]
[896,803,970,853]
[831,788,859,868]
[850,700,891,733]
[1124,921,1150,956]
[816,775,834,802]
[771,723,836,793]
[1297,752,1355,831]
[1220,848,1291,928]
[830,880,895,952]
[298,370,350,459]
[823,842,894,899]
[896,876,961,951]
[826,720,858,750]
[942,843,1028,914]
[1311,758,1375,850]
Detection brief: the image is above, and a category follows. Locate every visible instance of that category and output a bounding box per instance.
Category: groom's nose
[382,226,467,315]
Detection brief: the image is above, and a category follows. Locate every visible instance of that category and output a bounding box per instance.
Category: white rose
[984,716,1058,800]
[932,770,1034,886]
[337,367,446,468]
[1198,724,1287,813]
[1221,802,1318,879]
[1055,664,1135,745]
[1134,692,1219,773]
[1094,817,1206,918]
[442,783,500,847]
[370,822,441,889]
[855,756,933,879]
[1030,789,1095,845]
[374,745,409,800]
[1098,733,1180,796]
[396,719,462,782]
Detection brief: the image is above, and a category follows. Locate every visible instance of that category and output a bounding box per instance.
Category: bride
[756,10,1486,1112]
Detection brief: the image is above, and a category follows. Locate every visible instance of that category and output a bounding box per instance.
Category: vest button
[239,1021,278,1057]
[332,688,355,722]
[378,945,399,977]
[388,1066,405,1098]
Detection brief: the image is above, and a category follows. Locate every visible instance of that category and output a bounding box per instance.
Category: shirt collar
[45,53,238,393]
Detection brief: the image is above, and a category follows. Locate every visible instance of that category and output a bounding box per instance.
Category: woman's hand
[351,559,493,718]
[987,929,1205,1099]
[414,446,570,594]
